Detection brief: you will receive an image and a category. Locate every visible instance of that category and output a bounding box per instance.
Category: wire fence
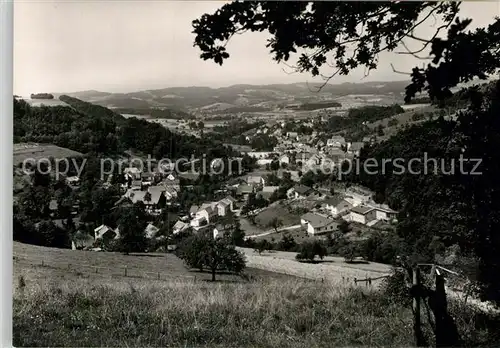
[14,250,401,290]
[13,253,196,282]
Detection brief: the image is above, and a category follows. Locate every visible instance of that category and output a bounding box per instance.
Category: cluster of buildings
[171,196,238,239]
[293,185,398,235]
[231,120,378,174]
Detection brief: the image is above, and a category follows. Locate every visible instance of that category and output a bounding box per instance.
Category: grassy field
[13,243,500,347]
[13,143,84,165]
[13,242,296,283]
[14,267,415,347]
[239,247,392,287]
[255,203,302,228]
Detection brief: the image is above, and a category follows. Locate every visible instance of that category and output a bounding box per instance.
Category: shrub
[296,241,327,262]
[339,244,358,263]
[338,220,351,234]
[277,233,297,252]
[254,239,273,254]
[381,269,412,306]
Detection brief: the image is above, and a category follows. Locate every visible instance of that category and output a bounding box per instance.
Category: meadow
[13,241,500,347]
[14,266,414,347]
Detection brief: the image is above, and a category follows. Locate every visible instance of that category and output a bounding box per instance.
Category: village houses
[300,212,338,235]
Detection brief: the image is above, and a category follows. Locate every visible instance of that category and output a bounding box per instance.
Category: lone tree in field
[117,206,148,255]
[179,234,246,281]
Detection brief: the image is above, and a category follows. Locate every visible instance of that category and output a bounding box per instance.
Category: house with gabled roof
[323,195,353,216]
[173,220,190,235]
[145,223,160,239]
[287,184,313,199]
[300,212,338,235]
[94,224,119,241]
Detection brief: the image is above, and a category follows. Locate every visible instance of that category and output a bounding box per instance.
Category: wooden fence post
[157,272,160,280]
[124,267,127,277]
[41,260,44,267]
[412,267,425,347]
[95,267,98,274]
[434,269,459,347]
[68,263,71,270]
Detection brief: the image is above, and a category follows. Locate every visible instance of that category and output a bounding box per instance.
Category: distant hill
[56,81,412,114]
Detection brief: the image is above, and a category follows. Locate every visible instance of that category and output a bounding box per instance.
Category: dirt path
[243,224,302,239]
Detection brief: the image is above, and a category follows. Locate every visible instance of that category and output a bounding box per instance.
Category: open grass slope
[13,272,414,347]
[13,143,84,166]
[238,248,392,288]
[13,244,500,347]
[13,242,295,283]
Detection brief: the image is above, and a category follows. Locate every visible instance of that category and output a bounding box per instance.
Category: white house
[326,136,346,148]
[345,186,373,206]
[173,220,189,234]
[300,212,337,235]
[287,184,313,199]
[217,200,231,216]
[195,204,217,223]
[213,225,226,239]
[371,204,398,221]
[324,196,353,216]
[124,167,141,180]
[246,175,266,186]
[349,205,377,225]
[348,204,398,225]
[247,151,273,159]
[257,159,274,166]
[94,224,119,241]
[65,176,80,186]
[144,223,160,239]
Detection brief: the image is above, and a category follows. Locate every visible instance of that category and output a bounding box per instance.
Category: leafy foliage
[178,234,246,281]
[295,240,327,262]
[115,205,148,254]
[192,1,500,103]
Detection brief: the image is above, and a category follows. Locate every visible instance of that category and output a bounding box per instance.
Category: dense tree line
[30,93,54,100]
[14,96,239,161]
[345,81,500,303]
[112,107,195,120]
[290,101,342,111]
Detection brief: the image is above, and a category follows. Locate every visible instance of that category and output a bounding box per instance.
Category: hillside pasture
[238,247,392,288]
[13,143,83,166]
[254,203,301,227]
[13,242,297,284]
[13,273,415,347]
[365,104,435,130]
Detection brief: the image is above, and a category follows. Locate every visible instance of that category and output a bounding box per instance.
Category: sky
[13,1,500,95]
